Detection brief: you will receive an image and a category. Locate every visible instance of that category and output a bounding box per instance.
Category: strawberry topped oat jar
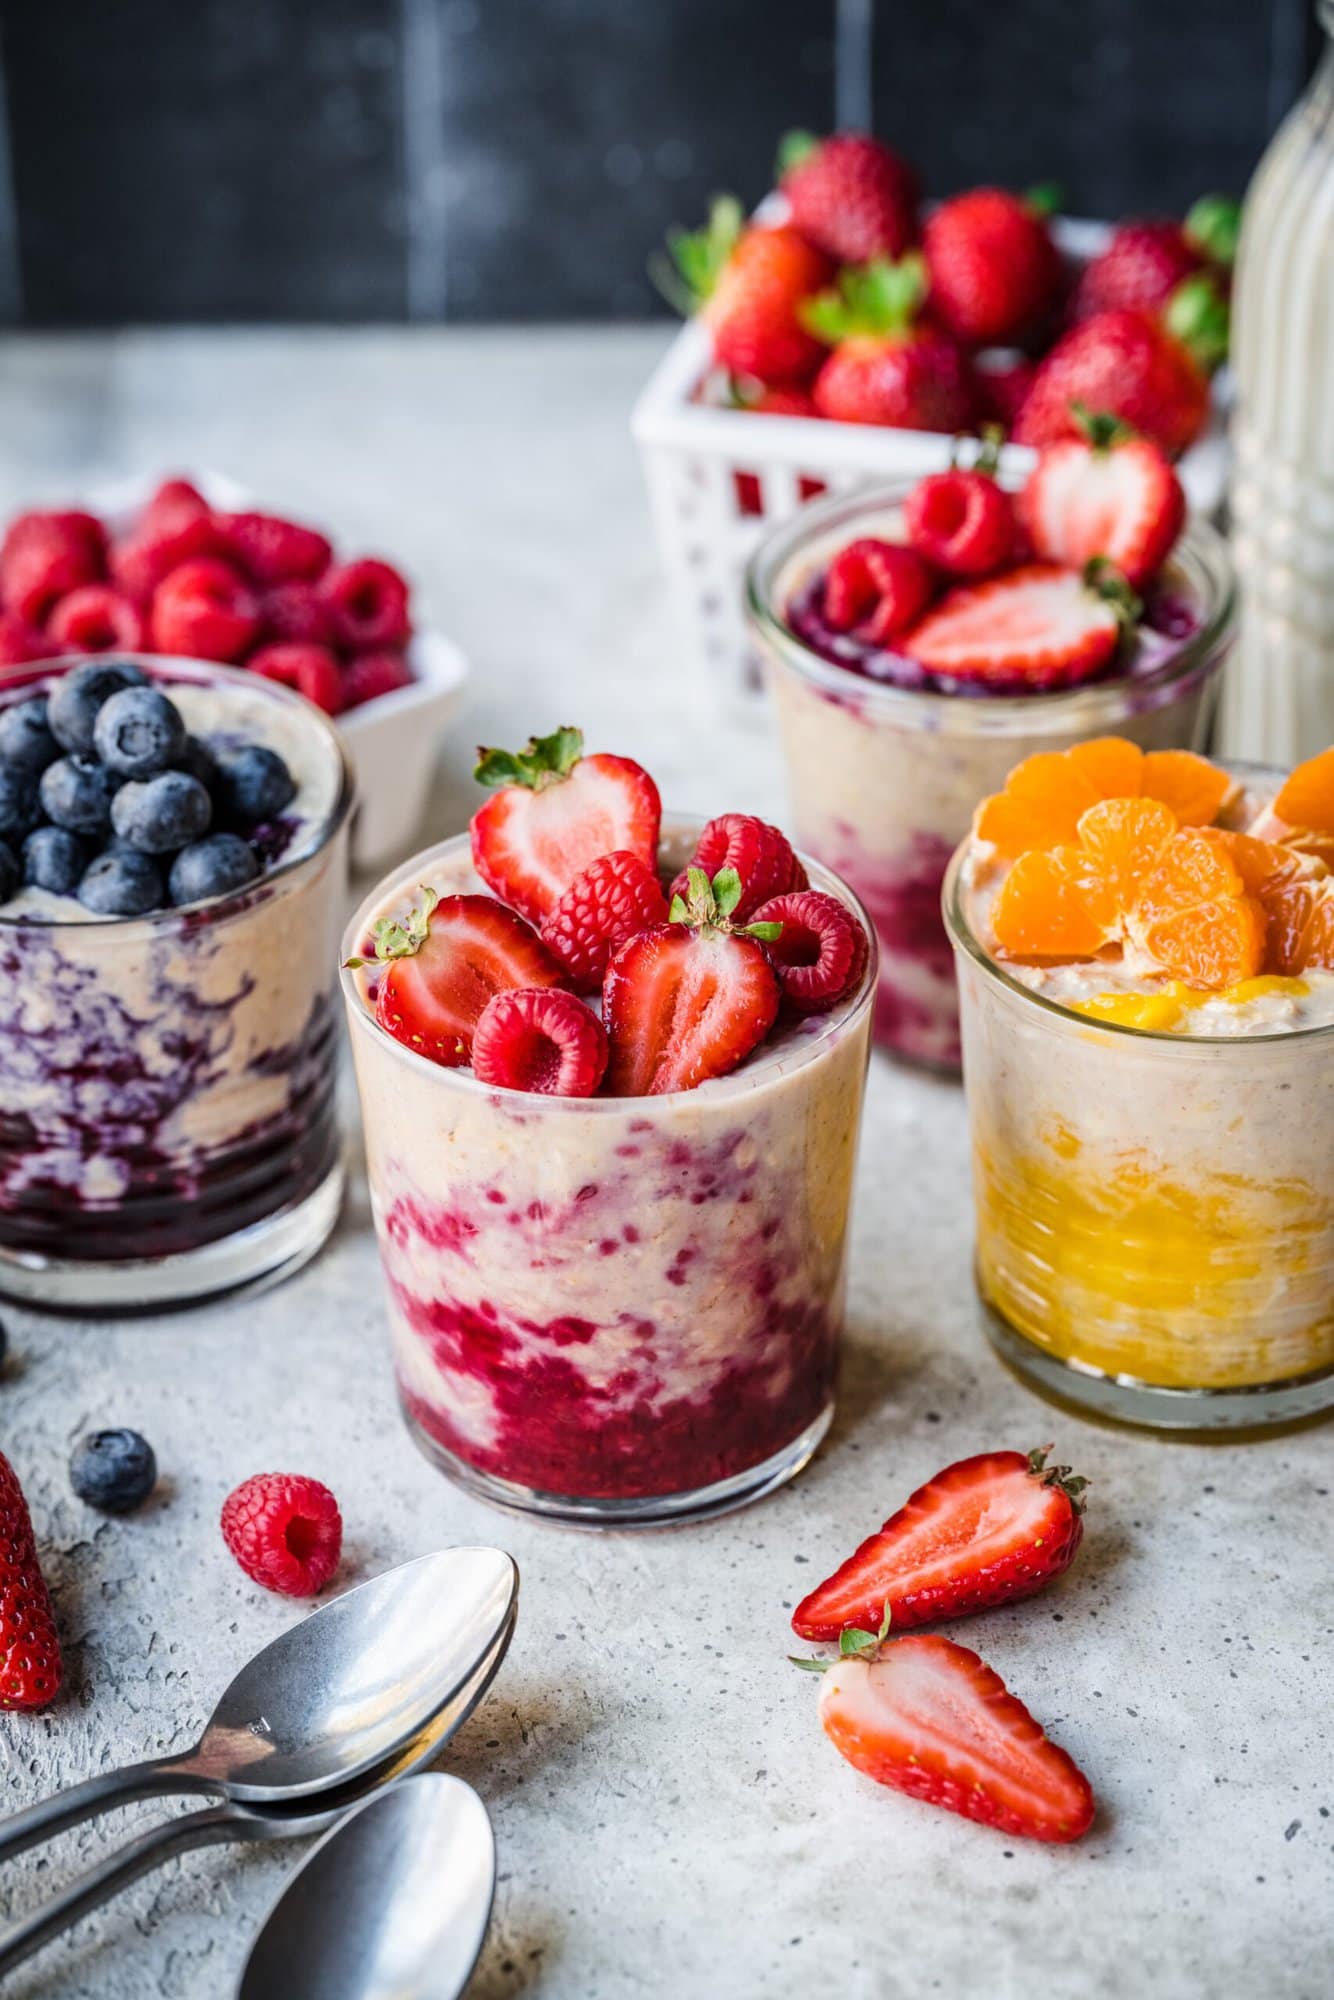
[343,728,875,1524]
[945,739,1334,1430]
[746,423,1236,1068]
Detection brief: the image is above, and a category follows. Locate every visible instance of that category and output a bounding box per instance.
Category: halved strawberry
[792,1446,1087,1641]
[1020,408,1186,589]
[471,726,661,929]
[346,889,567,1067]
[806,1622,1095,1844]
[902,563,1124,690]
[603,866,781,1096]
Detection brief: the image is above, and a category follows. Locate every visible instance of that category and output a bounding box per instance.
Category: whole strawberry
[1071,196,1239,327]
[1013,307,1210,457]
[661,197,832,386]
[0,1450,63,1712]
[923,187,1061,347]
[806,256,976,432]
[778,129,919,264]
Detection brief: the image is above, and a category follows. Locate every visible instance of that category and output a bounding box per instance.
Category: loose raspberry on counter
[1,510,107,626]
[672,812,807,922]
[221,1472,343,1597]
[540,849,669,993]
[216,511,333,587]
[150,556,260,663]
[0,1448,63,1711]
[320,557,412,651]
[248,641,345,715]
[340,649,414,709]
[47,583,148,654]
[472,985,610,1096]
[752,889,869,1015]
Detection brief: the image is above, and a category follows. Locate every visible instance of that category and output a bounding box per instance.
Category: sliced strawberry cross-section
[471,726,661,929]
[1020,406,1186,589]
[902,562,1126,691]
[347,888,567,1068]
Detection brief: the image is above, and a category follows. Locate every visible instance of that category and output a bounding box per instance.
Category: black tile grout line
[0,15,21,326]
[400,0,451,323]
[835,0,873,134]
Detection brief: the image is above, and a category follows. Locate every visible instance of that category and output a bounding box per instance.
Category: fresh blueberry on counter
[0,697,59,773]
[47,659,147,756]
[39,753,120,835]
[215,743,296,826]
[78,848,165,916]
[69,1428,158,1513]
[23,824,88,895]
[0,765,40,840]
[168,832,260,906]
[0,839,18,904]
[110,769,211,853]
[93,685,187,780]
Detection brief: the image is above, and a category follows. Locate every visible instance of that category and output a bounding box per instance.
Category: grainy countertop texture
[0,330,1329,2000]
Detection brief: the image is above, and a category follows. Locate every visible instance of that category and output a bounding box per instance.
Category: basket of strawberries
[633,130,1236,707]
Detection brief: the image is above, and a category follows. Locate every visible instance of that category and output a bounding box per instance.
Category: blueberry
[168,833,260,906]
[39,753,119,835]
[23,824,87,896]
[69,1428,157,1514]
[176,735,220,797]
[0,765,40,839]
[78,849,165,917]
[110,770,211,854]
[93,686,187,779]
[215,744,295,827]
[0,839,18,905]
[0,697,58,773]
[47,660,148,755]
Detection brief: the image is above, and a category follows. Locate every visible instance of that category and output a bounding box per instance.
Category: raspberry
[752,889,870,1015]
[0,611,54,665]
[47,584,147,654]
[150,557,260,663]
[221,1472,343,1597]
[903,469,1015,577]
[320,558,411,650]
[823,539,935,642]
[260,580,335,647]
[472,986,609,1096]
[215,511,332,587]
[540,849,669,993]
[248,641,344,714]
[111,513,222,605]
[140,478,209,532]
[1,511,107,625]
[673,813,808,921]
[340,649,414,709]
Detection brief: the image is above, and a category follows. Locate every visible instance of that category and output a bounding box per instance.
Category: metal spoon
[237,1774,495,2000]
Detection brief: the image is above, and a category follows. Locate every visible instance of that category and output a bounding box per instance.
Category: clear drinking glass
[943,830,1334,1432]
[0,658,352,1312]
[342,825,876,1526]
[747,482,1236,1071]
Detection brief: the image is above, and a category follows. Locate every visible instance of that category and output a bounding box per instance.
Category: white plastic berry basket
[632,215,1233,710]
[89,472,470,870]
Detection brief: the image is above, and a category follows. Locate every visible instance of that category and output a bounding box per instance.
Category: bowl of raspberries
[633,128,1236,705]
[0,473,468,867]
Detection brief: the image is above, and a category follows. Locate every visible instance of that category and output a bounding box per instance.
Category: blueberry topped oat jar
[0,656,352,1310]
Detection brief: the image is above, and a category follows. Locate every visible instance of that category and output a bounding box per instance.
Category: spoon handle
[0,1758,214,1866]
[0,1803,236,1976]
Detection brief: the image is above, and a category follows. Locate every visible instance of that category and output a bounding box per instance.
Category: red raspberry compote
[342,826,875,1526]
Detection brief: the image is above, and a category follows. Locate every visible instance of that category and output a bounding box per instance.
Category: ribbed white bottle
[1223,4,1334,762]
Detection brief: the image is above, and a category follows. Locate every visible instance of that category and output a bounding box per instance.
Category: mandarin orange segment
[1133,895,1267,989]
[1132,827,1244,925]
[1075,797,1177,919]
[992,847,1115,959]
[1205,828,1327,897]
[973,751,1102,858]
[1273,746,1334,835]
[1265,879,1334,974]
[1139,749,1234,827]
[1067,736,1146,800]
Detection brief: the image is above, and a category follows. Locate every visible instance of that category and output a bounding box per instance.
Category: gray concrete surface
[0,330,1329,2000]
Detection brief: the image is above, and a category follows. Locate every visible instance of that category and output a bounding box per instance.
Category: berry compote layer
[945,749,1334,1423]
[0,658,350,1293]
[343,830,874,1519]
[748,482,1234,1070]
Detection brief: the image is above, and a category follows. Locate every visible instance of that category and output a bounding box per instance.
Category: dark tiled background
[0,0,1321,325]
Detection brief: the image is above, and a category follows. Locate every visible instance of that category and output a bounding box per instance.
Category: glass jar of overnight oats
[746,482,1236,1072]
[0,658,352,1312]
[943,776,1334,1432]
[341,825,875,1526]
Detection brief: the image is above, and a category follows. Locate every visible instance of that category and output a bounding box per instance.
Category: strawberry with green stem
[804,255,977,432]
[1020,404,1186,589]
[656,195,832,387]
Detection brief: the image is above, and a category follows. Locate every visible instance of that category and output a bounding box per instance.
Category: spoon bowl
[238,1774,496,2000]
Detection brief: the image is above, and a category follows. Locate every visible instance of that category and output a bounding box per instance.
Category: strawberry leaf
[655,195,744,314]
[713,866,743,919]
[788,1653,832,1674]
[800,253,926,344]
[1184,194,1240,270]
[475,727,583,792]
[777,128,819,179]
[344,884,439,966]
[1165,273,1230,373]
